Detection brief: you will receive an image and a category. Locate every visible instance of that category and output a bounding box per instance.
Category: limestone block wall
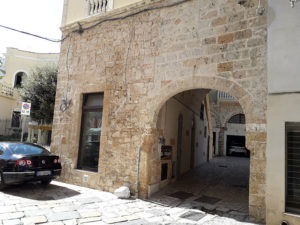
[52,0,267,221]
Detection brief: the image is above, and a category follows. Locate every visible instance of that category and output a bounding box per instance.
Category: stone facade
[210,91,245,156]
[52,0,267,221]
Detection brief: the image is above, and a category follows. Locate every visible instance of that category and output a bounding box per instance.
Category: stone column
[218,127,225,156]
[27,127,32,142]
[247,130,267,222]
[37,129,42,144]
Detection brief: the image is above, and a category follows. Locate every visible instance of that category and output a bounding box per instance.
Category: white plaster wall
[266,94,300,224]
[268,0,300,93]
[195,111,208,166]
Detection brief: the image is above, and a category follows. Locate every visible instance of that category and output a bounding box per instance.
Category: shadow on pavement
[2,181,80,200]
[144,156,257,224]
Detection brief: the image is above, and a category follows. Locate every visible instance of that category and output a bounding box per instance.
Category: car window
[6,144,50,156]
[0,145,6,155]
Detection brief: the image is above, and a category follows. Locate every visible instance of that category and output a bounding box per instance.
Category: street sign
[21,102,31,116]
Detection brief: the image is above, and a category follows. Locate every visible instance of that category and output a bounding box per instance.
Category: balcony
[217,91,236,102]
[0,83,16,98]
[86,0,113,16]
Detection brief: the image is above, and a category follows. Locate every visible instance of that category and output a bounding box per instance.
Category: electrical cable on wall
[60,33,72,112]
[0,0,192,113]
[0,0,191,44]
[0,24,62,42]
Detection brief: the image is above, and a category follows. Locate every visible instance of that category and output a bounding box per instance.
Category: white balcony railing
[86,0,113,16]
[217,91,236,101]
[0,83,15,98]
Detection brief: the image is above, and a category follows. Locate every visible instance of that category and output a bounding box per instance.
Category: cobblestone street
[152,156,250,221]
[0,157,262,225]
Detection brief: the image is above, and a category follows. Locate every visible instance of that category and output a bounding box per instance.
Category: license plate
[36,171,52,176]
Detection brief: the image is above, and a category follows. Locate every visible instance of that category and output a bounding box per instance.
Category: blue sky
[0,0,64,56]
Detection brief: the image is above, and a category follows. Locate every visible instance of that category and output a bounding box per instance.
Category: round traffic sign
[23,104,30,110]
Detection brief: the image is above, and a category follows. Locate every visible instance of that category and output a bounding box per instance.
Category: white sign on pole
[21,102,31,116]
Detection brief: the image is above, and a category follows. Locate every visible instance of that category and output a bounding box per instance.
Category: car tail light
[17,160,26,166]
[53,158,60,164]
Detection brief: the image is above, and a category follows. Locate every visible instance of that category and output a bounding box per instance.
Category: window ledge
[283,212,300,218]
[74,169,98,175]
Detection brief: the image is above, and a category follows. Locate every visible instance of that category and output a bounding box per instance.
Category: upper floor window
[228,114,245,124]
[14,72,27,88]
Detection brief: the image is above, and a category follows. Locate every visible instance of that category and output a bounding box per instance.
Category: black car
[0,142,61,189]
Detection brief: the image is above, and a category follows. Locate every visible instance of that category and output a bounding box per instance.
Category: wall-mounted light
[290,0,299,8]
[256,0,265,15]
[60,98,71,112]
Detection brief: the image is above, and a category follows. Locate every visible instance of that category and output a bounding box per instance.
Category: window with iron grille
[228,114,245,124]
[286,122,300,214]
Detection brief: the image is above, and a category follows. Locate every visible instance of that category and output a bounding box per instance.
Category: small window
[14,72,27,88]
[228,114,245,124]
[11,111,20,128]
[77,93,104,172]
[286,122,300,214]
[200,104,204,120]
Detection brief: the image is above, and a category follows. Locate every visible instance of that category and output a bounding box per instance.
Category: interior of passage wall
[157,91,208,176]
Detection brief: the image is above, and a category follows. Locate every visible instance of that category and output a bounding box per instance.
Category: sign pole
[20,102,31,142]
[20,115,25,142]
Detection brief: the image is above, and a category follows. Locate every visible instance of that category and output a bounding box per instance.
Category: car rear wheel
[41,179,52,186]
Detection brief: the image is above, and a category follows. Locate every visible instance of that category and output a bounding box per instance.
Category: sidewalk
[0,179,261,225]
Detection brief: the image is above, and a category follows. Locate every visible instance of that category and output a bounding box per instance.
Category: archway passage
[148,89,251,222]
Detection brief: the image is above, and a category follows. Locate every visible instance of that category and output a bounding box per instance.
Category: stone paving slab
[0,180,262,225]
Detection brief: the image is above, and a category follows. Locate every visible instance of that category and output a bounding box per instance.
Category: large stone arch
[139,75,266,221]
[147,76,261,132]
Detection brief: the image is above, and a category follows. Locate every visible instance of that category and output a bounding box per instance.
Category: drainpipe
[136,146,142,198]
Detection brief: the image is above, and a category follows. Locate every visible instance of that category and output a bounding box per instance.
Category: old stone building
[0,48,59,141]
[52,0,300,224]
[209,90,246,157]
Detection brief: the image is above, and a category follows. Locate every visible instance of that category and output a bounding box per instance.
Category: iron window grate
[286,123,300,214]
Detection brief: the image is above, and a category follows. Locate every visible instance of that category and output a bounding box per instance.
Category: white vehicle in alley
[228,145,249,157]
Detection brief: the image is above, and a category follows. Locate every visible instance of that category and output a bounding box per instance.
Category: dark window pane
[11,111,20,128]
[200,104,204,120]
[78,93,103,172]
[286,123,300,214]
[84,94,103,107]
[14,72,27,88]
